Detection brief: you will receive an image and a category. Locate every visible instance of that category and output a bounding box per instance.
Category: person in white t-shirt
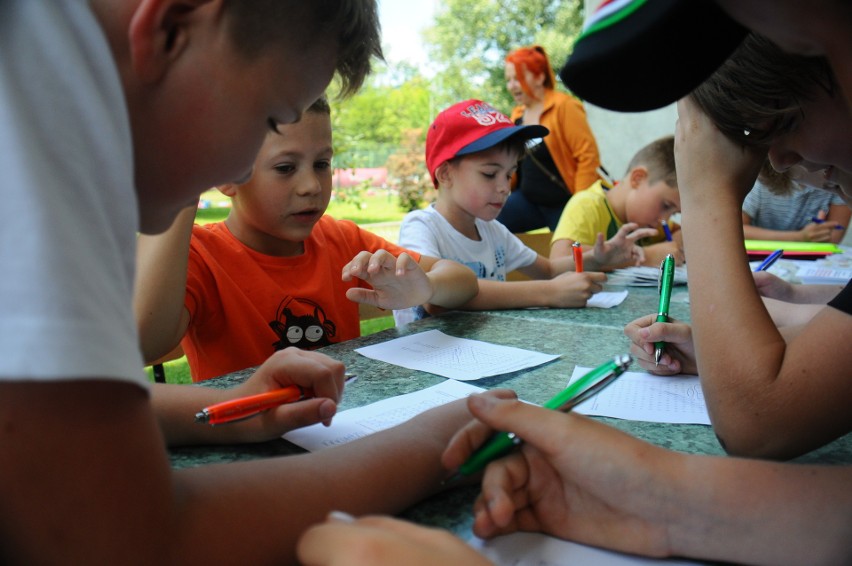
[396,99,621,324]
[0,2,485,563]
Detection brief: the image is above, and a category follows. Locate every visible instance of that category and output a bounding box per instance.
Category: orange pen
[195,374,356,425]
[572,241,584,273]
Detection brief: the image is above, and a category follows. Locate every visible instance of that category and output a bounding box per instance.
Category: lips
[290,208,322,222]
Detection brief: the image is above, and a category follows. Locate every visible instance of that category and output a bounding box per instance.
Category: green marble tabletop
[168,283,852,538]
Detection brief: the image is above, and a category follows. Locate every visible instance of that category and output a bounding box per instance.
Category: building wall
[577,0,677,179]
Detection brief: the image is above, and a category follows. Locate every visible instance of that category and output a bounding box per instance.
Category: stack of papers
[605,265,688,287]
[796,265,852,285]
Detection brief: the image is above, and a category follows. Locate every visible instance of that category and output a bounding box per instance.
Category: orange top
[182,216,419,381]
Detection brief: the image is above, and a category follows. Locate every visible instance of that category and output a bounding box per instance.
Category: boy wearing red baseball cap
[396,99,607,319]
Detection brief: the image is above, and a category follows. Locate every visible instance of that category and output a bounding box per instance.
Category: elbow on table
[712,419,829,461]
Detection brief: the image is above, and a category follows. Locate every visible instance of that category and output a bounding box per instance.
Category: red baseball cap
[426,99,549,187]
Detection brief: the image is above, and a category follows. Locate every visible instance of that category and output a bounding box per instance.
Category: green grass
[195,188,407,225]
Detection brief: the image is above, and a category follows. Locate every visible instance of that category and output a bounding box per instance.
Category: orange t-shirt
[182,216,419,381]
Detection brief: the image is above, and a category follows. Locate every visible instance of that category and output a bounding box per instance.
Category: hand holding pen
[654,254,675,365]
[445,354,632,483]
[572,241,584,273]
[196,373,357,425]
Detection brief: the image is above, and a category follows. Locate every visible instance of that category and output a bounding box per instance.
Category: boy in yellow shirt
[550,136,684,268]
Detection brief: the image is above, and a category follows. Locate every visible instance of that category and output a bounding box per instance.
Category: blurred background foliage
[331,0,585,170]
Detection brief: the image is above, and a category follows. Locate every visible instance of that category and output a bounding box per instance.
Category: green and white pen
[446,354,632,483]
[654,253,676,365]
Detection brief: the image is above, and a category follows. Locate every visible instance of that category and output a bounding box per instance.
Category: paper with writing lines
[568,367,710,425]
[355,329,560,381]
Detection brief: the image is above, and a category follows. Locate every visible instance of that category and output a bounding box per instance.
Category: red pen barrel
[199,386,305,425]
[572,241,584,273]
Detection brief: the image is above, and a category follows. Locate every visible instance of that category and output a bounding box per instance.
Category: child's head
[127,0,381,233]
[690,33,851,197]
[220,97,333,256]
[620,135,680,228]
[426,100,548,221]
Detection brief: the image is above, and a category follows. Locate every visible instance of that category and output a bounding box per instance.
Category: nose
[295,171,323,196]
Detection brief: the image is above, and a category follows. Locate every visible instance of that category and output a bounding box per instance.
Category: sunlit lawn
[145,188,405,384]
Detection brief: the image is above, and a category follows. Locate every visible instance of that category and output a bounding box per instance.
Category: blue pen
[661,220,673,242]
[755,249,783,272]
[811,217,845,229]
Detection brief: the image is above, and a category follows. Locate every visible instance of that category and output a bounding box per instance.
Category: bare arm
[343,252,478,312]
[460,271,606,311]
[0,379,478,565]
[675,97,852,458]
[297,398,852,566]
[743,212,842,242]
[456,398,852,566]
[134,205,195,363]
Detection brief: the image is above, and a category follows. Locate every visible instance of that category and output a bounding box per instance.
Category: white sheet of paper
[283,379,486,451]
[569,367,710,425]
[355,329,560,380]
[587,290,629,308]
[471,532,702,565]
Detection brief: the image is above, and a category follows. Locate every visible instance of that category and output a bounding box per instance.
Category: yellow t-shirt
[551,181,622,245]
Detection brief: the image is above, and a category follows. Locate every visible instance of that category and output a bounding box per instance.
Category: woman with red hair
[497,45,602,233]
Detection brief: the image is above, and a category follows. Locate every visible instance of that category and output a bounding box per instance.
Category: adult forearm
[681,192,789,452]
[169,400,472,565]
[670,456,852,566]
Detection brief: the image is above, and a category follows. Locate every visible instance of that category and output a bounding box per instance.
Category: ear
[435,162,453,188]
[627,166,649,189]
[127,0,218,83]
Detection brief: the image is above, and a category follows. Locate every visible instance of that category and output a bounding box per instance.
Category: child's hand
[751,271,796,302]
[592,223,658,269]
[546,271,607,308]
[225,348,347,439]
[623,314,697,375]
[799,219,841,242]
[342,250,433,310]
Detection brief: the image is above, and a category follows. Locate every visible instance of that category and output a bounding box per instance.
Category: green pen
[654,253,676,365]
[446,354,632,483]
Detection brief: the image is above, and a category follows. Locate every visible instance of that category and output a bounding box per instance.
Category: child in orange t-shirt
[134,97,477,381]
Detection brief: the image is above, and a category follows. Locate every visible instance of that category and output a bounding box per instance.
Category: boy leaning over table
[0,2,493,564]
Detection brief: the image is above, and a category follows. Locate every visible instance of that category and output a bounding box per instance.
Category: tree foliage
[386,129,435,212]
[329,0,586,204]
[423,0,584,113]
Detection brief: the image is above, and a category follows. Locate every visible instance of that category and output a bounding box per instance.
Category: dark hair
[626,135,676,188]
[691,33,835,147]
[224,0,383,99]
[306,95,331,116]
